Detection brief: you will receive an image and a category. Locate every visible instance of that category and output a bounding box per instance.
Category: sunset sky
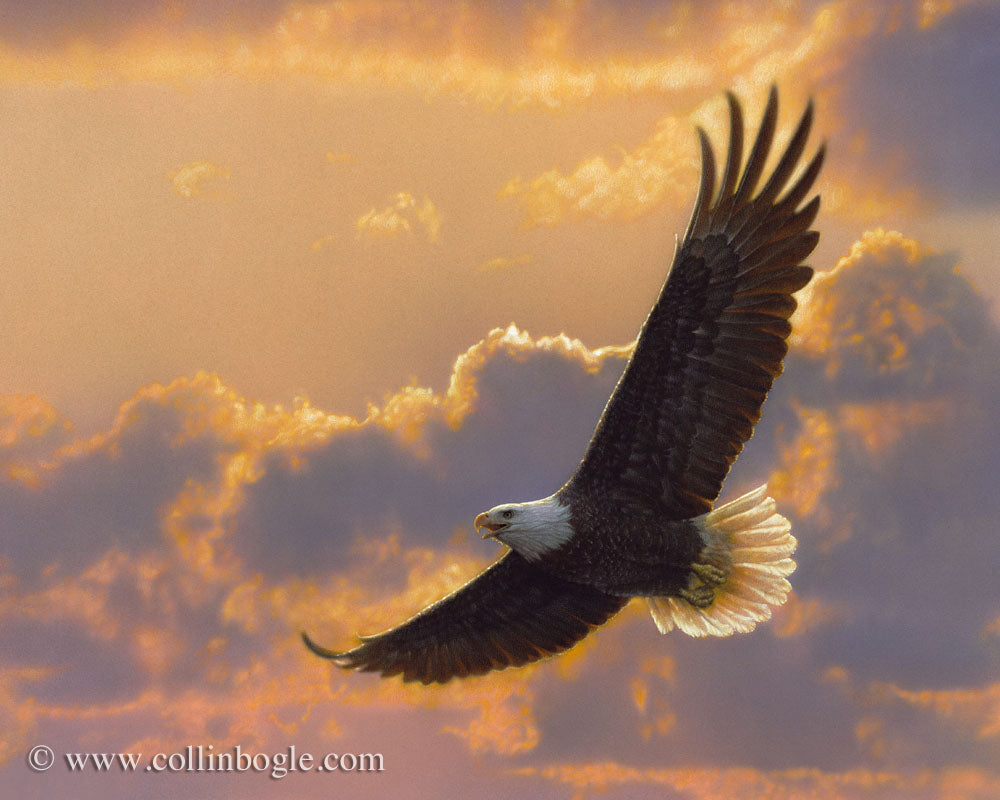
[3,1,1000,798]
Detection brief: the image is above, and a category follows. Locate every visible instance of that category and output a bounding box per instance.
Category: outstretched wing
[568,88,824,520]
[303,550,626,684]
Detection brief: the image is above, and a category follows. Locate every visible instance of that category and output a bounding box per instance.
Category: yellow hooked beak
[474,512,508,540]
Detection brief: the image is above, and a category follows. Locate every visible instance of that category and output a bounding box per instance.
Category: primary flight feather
[303,87,824,684]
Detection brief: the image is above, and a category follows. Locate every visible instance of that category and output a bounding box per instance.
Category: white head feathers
[475,496,574,562]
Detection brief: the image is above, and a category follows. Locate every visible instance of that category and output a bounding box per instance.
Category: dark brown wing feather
[567,87,824,519]
[303,551,626,684]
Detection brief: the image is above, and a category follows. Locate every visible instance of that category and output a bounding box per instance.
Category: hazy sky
[3,2,1000,798]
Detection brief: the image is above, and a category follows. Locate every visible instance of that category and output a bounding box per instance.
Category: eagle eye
[502,509,513,519]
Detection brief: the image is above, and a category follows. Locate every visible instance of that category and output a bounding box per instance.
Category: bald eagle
[304,88,823,684]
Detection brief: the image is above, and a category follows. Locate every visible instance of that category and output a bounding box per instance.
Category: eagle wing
[303,550,626,684]
[567,88,824,519]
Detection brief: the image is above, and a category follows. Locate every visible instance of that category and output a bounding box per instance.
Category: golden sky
[3,1,1000,798]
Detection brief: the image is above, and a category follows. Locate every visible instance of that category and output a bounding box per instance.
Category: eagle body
[540,489,704,598]
[304,87,824,684]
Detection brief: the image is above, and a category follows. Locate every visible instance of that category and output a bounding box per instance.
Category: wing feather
[714,92,744,210]
[303,551,626,684]
[731,87,778,208]
[684,128,717,240]
[567,88,822,519]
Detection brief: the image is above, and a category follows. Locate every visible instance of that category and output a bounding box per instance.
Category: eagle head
[473,496,574,561]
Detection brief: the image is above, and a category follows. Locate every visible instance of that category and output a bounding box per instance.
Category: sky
[2,1,1000,798]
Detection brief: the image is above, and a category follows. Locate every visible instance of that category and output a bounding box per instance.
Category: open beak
[475,512,508,540]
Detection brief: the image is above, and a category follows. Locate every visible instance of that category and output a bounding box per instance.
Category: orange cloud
[6,326,624,591]
[356,192,441,243]
[219,556,545,756]
[0,666,54,766]
[770,592,846,638]
[28,660,339,760]
[0,1,967,107]
[821,666,1000,752]
[0,395,68,449]
[869,680,1000,741]
[168,160,231,199]
[0,549,131,640]
[500,114,694,226]
[509,761,974,800]
[917,0,978,29]
[768,396,955,530]
[0,327,637,766]
[837,400,952,460]
[630,654,679,740]
[371,323,631,448]
[131,624,186,677]
[821,171,924,222]
[794,229,936,373]
[477,254,534,273]
[0,395,71,485]
[3,215,996,789]
[768,405,839,523]
[495,1,939,226]
[310,233,336,251]
[0,519,541,764]
[215,531,545,754]
[499,91,916,229]
[0,0,954,249]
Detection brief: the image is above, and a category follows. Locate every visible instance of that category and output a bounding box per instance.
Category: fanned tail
[647,484,796,637]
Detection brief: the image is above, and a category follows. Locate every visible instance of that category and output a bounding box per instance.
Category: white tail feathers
[647,484,796,637]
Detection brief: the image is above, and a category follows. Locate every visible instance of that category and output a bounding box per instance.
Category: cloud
[477,254,534,273]
[510,762,1000,800]
[0,1,973,111]
[0,0,290,48]
[916,0,979,29]
[500,115,695,226]
[0,665,51,766]
[792,228,993,391]
[837,1,1000,206]
[820,666,1000,766]
[770,592,847,639]
[233,324,630,573]
[2,1,998,795]
[0,549,131,640]
[3,230,1000,794]
[0,327,633,784]
[356,192,441,243]
[868,680,1000,741]
[167,160,231,199]
[310,233,336,252]
[0,395,72,484]
[499,81,919,229]
[0,394,68,450]
[820,170,925,223]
